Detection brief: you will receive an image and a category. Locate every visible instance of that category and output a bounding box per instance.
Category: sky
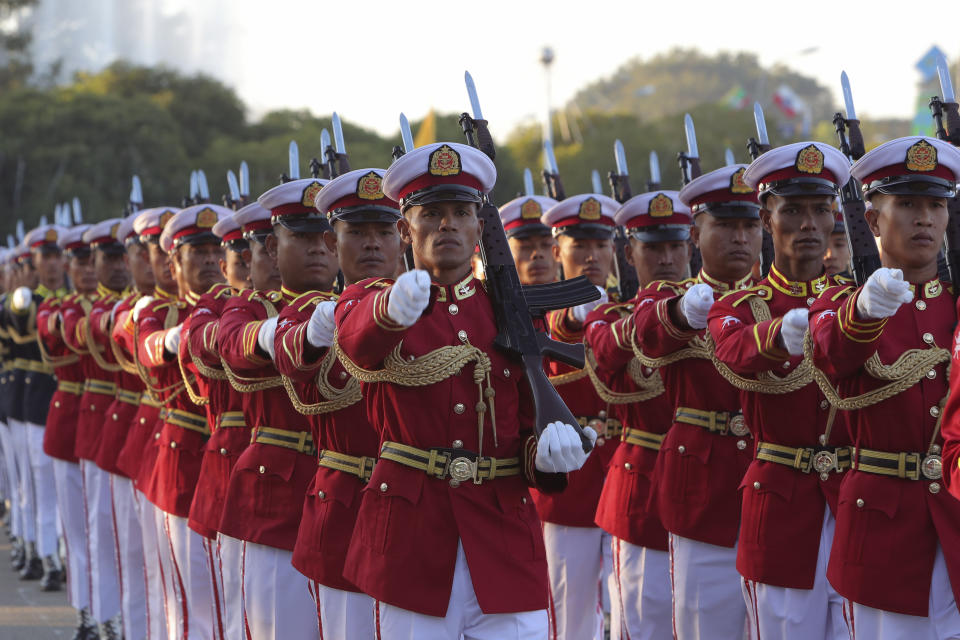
[38,0,958,139]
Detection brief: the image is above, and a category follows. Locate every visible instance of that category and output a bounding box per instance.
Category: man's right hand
[678,283,714,330]
[386,270,431,327]
[856,267,913,320]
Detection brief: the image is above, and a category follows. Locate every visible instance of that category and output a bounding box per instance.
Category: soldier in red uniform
[137,204,229,640]
[217,176,336,639]
[273,167,403,637]
[823,203,853,279]
[183,204,278,640]
[630,164,763,638]
[708,143,852,639]
[536,192,621,640]
[499,194,559,285]
[336,141,594,639]
[38,224,98,637]
[119,206,178,640]
[585,189,691,639]
[817,136,960,638]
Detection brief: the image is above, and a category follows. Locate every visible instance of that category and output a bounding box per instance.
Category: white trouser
[742,510,846,640]
[240,541,319,640]
[608,537,672,639]
[0,419,22,538]
[376,541,548,640]
[542,522,605,640]
[200,534,225,640]
[81,460,120,622]
[669,533,748,640]
[53,459,90,610]
[26,423,58,556]
[111,475,148,639]
[135,494,168,640]
[10,420,35,542]
[311,582,374,639]
[217,533,244,640]
[161,511,216,640]
[845,544,960,640]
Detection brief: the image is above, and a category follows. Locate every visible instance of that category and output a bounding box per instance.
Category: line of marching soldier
[2,131,960,640]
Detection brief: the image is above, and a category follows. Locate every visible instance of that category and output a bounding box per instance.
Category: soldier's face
[865,193,948,274]
[94,250,129,292]
[626,238,690,287]
[267,226,337,293]
[823,232,851,276]
[125,242,155,293]
[18,261,38,289]
[761,194,834,265]
[219,249,250,291]
[327,221,403,286]
[400,201,482,280]
[553,235,614,287]
[245,240,282,292]
[147,242,177,293]
[68,254,97,294]
[174,242,224,294]
[691,214,763,281]
[32,248,64,289]
[508,233,558,285]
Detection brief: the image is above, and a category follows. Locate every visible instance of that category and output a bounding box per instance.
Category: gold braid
[83,308,122,373]
[281,353,362,415]
[177,335,209,406]
[132,303,186,401]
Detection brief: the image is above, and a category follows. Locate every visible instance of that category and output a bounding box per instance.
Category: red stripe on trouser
[109,477,124,628]
[163,514,189,640]
[309,580,324,640]
[152,506,170,640]
[546,578,558,640]
[669,535,678,640]
[80,463,94,615]
[613,538,631,640]
[375,599,382,640]
[205,537,225,640]
[745,580,760,639]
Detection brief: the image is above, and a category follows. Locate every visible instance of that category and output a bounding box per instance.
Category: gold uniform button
[806,297,816,306]
[753,482,761,490]
[169,442,177,449]
[339,371,347,380]
[916,300,927,311]
[219,448,228,456]
[503,368,510,378]
[856,498,865,508]
[677,445,686,454]
[318,490,326,499]
[737,440,747,450]
[140,418,147,425]
[923,332,935,345]
[112,413,118,421]
[929,482,941,494]
[90,405,96,411]
[448,304,459,315]
[452,440,463,448]
[454,403,465,414]
[54,401,60,408]
[521,496,528,504]
[931,406,941,418]
[927,370,937,379]
[457,330,468,343]
[25,377,31,384]
[623,463,632,470]
[379,482,388,492]
[820,400,829,410]
[258,465,266,474]
[154,432,161,440]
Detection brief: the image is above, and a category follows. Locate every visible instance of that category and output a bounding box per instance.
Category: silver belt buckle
[448,456,477,487]
[922,454,942,480]
[728,414,749,437]
[812,450,837,474]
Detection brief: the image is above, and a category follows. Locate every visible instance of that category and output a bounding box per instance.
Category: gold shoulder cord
[333,330,499,454]
[36,314,80,368]
[110,335,140,376]
[83,309,121,373]
[177,338,209,406]
[583,345,665,404]
[281,352,362,416]
[221,294,283,393]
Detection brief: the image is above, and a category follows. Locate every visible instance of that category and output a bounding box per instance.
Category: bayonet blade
[684,114,699,159]
[399,113,415,152]
[6,235,13,249]
[523,168,535,196]
[543,140,559,174]
[614,139,629,176]
[724,148,736,166]
[332,112,346,154]
[239,162,250,197]
[753,102,770,145]
[649,151,661,185]
[189,171,199,199]
[937,55,956,103]
[227,171,240,202]
[321,129,332,155]
[288,141,300,180]
[131,175,143,205]
[464,70,484,120]
[197,170,210,200]
[591,170,603,194]
[39,215,47,226]
[72,198,82,224]
[15,220,23,241]
[840,71,858,120]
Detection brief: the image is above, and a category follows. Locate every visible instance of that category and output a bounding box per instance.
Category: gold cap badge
[648,193,674,218]
[301,181,323,208]
[44,229,58,243]
[428,144,462,177]
[196,207,218,229]
[795,144,825,175]
[906,140,937,172]
[159,210,176,228]
[730,167,752,194]
[578,197,602,221]
[356,172,384,200]
[109,223,120,238]
[520,199,542,220]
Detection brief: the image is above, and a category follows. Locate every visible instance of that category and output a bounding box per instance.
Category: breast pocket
[233,446,298,520]
[836,473,902,566]
[359,463,424,555]
[495,481,544,561]
[738,463,798,549]
[661,432,713,508]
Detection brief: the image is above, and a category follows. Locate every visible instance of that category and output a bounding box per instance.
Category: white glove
[535,421,598,473]
[570,286,608,324]
[780,308,809,356]
[306,300,337,348]
[11,286,31,311]
[132,295,154,322]
[856,267,913,320]
[678,283,714,330]
[386,269,431,327]
[257,316,278,360]
[163,324,182,355]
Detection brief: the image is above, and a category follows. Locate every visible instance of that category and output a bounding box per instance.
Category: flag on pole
[721,85,748,109]
[772,84,805,119]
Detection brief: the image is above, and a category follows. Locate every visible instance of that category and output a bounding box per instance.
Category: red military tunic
[217,287,317,551]
[274,290,378,592]
[94,291,147,477]
[810,278,960,616]
[38,292,85,462]
[585,300,672,550]
[708,267,848,589]
[182,283,251,539]
[631,272,755,547]
[528,307,618,528]
[62,284,123,462]
[114,288,171,487]
[137,288,207,515]
[336,274,566,617]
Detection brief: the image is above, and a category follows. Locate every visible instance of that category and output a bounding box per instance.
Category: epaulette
[833,273,854,286]
[823,285,855,302]
[295,290,337,312]
[259,290,283,304]
[595,301,633,318]
[720,285,773,307]
[207,282,234,300]
[363,278,394,289]
[647,278,691,295]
